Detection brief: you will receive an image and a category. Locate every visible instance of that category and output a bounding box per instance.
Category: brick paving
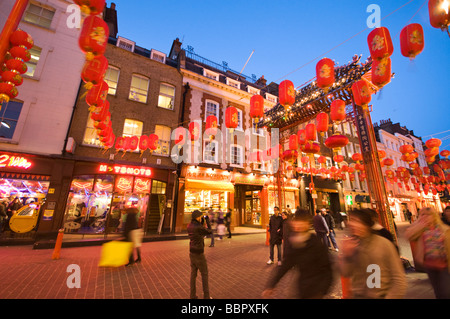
[0,222,435,300]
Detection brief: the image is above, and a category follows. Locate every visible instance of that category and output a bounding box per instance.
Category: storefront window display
[184,190,228,224]
[245,191,261,225]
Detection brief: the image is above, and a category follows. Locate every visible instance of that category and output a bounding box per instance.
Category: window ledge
[0,139,19,145]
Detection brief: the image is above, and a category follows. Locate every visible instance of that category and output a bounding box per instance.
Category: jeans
[327,230,338,249]
[426,268,450,299]
[190,253,210,299]
[269,243,282,262]
[210,232,215,246]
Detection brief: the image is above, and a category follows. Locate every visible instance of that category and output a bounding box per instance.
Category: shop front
[301,176,344,215]
[267,178,299,216]
[62,161,172,237]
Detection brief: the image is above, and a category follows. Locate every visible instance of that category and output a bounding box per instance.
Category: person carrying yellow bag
[123,207,143,266]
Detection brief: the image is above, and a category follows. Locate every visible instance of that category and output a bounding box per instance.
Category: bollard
[265,225,270,246]
[341,276,351,299]
[52,228,64,260]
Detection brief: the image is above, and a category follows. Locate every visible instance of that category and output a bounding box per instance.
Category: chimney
[169,38,183,60]
[103,2,118,38]
[256,75,267,87]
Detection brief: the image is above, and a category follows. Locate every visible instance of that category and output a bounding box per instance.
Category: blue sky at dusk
[110,0,450,147]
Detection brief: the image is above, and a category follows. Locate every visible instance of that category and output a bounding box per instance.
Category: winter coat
[312,214,329,234]
[269,214,283,245]
[187,219,212,254]
[123,213,138,242]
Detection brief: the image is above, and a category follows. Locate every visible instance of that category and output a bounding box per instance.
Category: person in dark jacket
[322,209,339,252]
[312,209,329,247]
[123,207,141,266]
[267,207,284,265]
[262,209,333,299]
[188,210,212,299]
[202,212,214,247]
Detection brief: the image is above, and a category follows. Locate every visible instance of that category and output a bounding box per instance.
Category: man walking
[267,207,283,266]
[322,209,338,252]
[312,209,329,247]
[187,210,212,299]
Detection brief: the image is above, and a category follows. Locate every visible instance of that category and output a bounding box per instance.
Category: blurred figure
[442,206,450,226]
[339,209,407,299]
[405,207,450,299]
[123,207,142,266]
[0,199,7,234]
[188,210,212,299]
[262,209,333,299]
[202,212,214,247]
[312,209,329,247]
[225,208,232,238]
[331,210,344,230]
[366,209,397,247]
[267,206,283,266]
[322,209,338,252]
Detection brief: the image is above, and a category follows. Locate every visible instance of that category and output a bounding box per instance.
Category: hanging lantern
[305,123,317,141]
[86,80,109,111]
[9,29,34,49]
[385,170,395,180]
[1,70,23,86]
[174,127,186,146]
[303,142,320,154]
[425,138,442,149]
[425,148,440,158]
[115,136,125,150]
[250,94,264,126]
[351,80,372,108]
[205,115,218,140]
[367,27,394,61]
[316,58,335,92]
[325,134,349,152]
[9,46,31,62]
[289,134,299,151]
[225,107,239,133]
[139,135,149,151]
[352,153,363,164]
[79,15,109,61]
[440,150,450,158]
[316,112,329,136]
[372,58,392,89]
[318,156,327,167]
[399,144,414,156]
[297,129,307,145]
[90,100,109,122]
[189,121,200,144]
[428,0,450,30]
[333,154,344,164]
[148,134,159,151]
[301,156,310,167]
[378,150,386,159]
[382,158,394,167]
[5,58,28,75]
[0,82,18,104]
[81,55,109,90]
[400,23,425,59]
[279,80,296,110]
[283,150,298,166]
[74,0,106,15]
[330,99,346,123]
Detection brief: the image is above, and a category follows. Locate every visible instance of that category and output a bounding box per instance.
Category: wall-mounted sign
[0,154,33,169]
[99,164,152,177]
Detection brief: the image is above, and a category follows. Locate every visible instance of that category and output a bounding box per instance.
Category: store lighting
[1,121,10,129]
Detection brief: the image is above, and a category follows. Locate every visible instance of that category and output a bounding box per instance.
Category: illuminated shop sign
[0,154,33,169]
[99,164,152,177]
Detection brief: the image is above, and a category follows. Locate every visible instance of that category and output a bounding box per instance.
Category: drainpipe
[62,80,83,156]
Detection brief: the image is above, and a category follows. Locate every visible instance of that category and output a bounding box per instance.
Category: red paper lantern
[333,154,344,163]
[325,134,349,151]
[189,121,200,143]
[90,100,109,122]
[1,70,23,86]
[139,135,149,151]
[9,46,31,62]
[9,29,34,49]
[289,134,299,151]
[425,138,442,149]
[81,55,108,90]
[367,27,394,61]
[372,58,391,88]
[115,136,125,150]
[382,158,393,167]
[440,150,450,158]
[79,15,109,61]
[352,153,363,163]
[399,144,414,155]
[128,136,139,151]
[250,95,264,123]
[318,156,327,167]
[316,58,335,91]
[279,80,296,110]
[225,107,239,132]
[205,115,218,138]
[148,134,159,151]
[378,150,386,159]
[400,23,425,59]
[0,82,18,104]
[425,148,440,157]
[316,112,329,135]
[351,80,372,108]
[74,0,106,15]
[297,129,307,145]
[86,80,109,110]
[305,123,317,141]
[330,99,346,123]
[428,0,450,30]
[5,59,27,75]
[303,142,320,154]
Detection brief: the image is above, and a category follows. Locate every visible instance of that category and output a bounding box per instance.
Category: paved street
[0,222,435,300]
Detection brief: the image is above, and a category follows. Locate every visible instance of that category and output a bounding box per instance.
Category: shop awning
[185,179,235,192]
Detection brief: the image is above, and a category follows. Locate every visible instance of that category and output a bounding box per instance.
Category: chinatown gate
[258,54,397,240]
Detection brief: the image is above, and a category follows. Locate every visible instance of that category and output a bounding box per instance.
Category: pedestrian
[405,207,450,299]
[339,209,407,299]
[267,207,283,266]
[331,210,344,230]
[286,205,292,216]
[225,208,232,238]
[312,209,329,247]
[366,208,397,248]
[0,199,7,234]
[187,210,212,299]
[281,210,291,260]
[262,209,333,299]
[322,209,338,252]
[442,206,450,226]
[406,209,412,224]
[123,207,142,266]
[202,212,214,247]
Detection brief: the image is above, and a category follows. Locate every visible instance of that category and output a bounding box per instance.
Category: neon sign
[99,164,152,177]
[116,176,133,192]
[0,154,32,169]
[134,178,151,193]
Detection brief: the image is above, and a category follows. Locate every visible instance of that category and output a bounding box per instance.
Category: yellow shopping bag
[98,241,133,267]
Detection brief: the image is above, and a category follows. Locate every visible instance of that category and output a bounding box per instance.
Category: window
[158,83,175,110]
[252,125,264,136]
[265,93,278,104]
[204,70,219,81]
[346,143,354,158]
[25,46,41,77]
[154,125,171,156]
[129,75,149,103]
[204,140,218,164]
[83,117,101,147]
[123,119,143,138]
[247,86,260,95]
[253,149,264,171]
[151,50,166,64]
[205,100,219,121]
[230,145,243,167]
[117,37,135,52]
[104,66,120,96]
[151,180,166,195]
[236,109,243,131]
[226,78,240,89]
[23,3,55,29]
[0,101,23,139]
